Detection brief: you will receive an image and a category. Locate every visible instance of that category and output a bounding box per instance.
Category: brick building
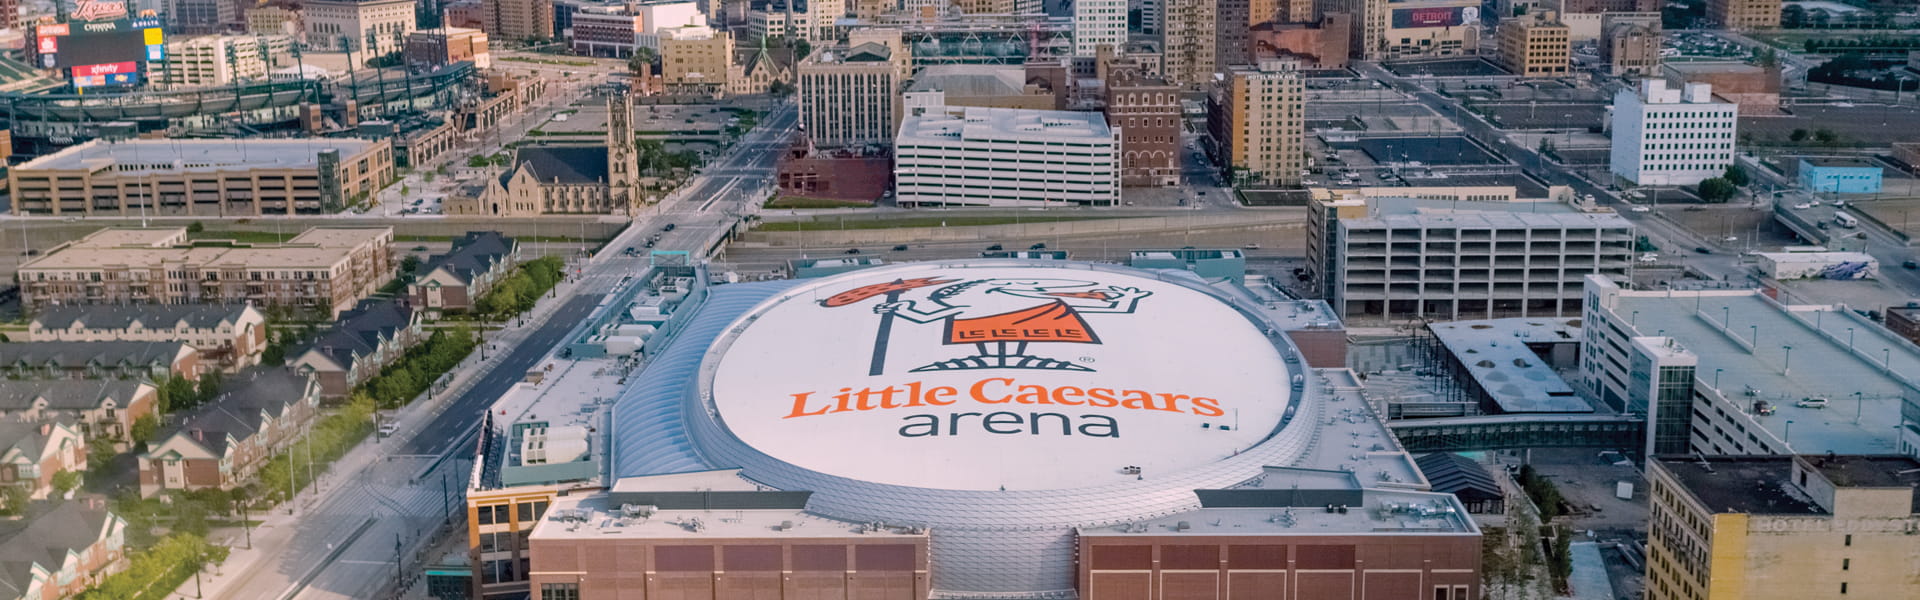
[0,380,159,450]
[138,369,321,497]
[26,304,268,372]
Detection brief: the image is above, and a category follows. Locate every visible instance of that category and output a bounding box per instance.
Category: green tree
[1699,177,1738,203]
[262,344,287,367]
[629,47,658,79]
[130,414,159,446]
[767,80,795,96]
[400,255,422,277]
[1790,128,1809,142]
[186,221,205,234]
[0,486,25,516]
[1723,164,1750,187]
[1814,128,1840,146]
[51,470,82,497]
[466,155,492,168]
[196,372,222,405]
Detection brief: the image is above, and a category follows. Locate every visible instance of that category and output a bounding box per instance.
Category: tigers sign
[708,265,1294,491]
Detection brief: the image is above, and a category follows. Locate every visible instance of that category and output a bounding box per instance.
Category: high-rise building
[660,23,733,97]
[168,0,237,35]
[1706,0,1780,30]
[894,106,1121,207]
[1103,67,1181,187]
[1609,79,1739,186]
[1162,0,1216,86]
[1134,0,1163,34]
[1645,455,1920,600]
[1218,0,1251,66]
[304,0,419,58]
[1210,59,1304,187]
[1498,10,1569,77]
[1074,0,1127,57]
[798,42,901,148]
[481,0,553,42]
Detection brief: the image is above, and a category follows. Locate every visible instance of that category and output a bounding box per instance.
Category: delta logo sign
[710,267,1292,490]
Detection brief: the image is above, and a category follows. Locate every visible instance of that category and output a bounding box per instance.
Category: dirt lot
[1658,204,1806,250]
[1742,104,1920,147]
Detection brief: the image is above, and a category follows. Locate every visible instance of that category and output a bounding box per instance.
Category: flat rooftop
[531,476,926,541]
[906,64,1028,97]
[1807,454,1920,488]
[1609,288,1920,454]
[1430,318,1589,413]
[898,106,1113,145]
[20,227,389,271]
[1081,487,1477,537]
[1658,456,1825,515]
[1800,157,1882,169]
[19,138,379,173]
[1339,197,1633,230]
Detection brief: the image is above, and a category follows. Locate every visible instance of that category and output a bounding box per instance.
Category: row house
[0,501,129,600]
[26,304,267,372]
[0,422,86,503]
[0,342,200,381]
[408,232,520,315]
[138,369,321,497]
[290,300,424,399]
[0,381,159,450]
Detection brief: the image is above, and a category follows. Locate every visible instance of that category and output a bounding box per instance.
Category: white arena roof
[709,265,1294,490]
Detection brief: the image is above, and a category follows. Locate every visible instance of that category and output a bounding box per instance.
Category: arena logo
[822,277,1151,375]
[71,0,127,21]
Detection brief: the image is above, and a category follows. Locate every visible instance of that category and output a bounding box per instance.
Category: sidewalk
[170,275,589,600]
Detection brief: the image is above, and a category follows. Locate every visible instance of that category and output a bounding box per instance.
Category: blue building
[1799,158,1883,194]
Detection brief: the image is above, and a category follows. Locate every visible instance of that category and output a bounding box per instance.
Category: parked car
[663,223,678,231]
[845,248,862,254]
[1630,206,1651,213]
[985,244,1004,251]
[1904,260,1918,270]
[1795,397,1829,409]
[1029,243,1047,250]
[892,245,909,251]
[1694,247,1711,254]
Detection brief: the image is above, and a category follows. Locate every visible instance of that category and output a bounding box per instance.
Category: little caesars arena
[532,261,1480,600]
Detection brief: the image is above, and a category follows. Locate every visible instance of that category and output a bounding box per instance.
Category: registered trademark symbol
[1077,356,1095,363]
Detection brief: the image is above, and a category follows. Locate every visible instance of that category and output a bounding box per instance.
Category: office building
[1103,68,1181,187]
[1209,59,1305,187]
[1645,455,1920,600]
[1376,0,1482,59]
[1251,12,1355,68]
[568,5,641,56]
[483,0,553,41]
[659,22,733,97]
[1602,21,1662,76]
[798,42,901,148]
[26,304,268,372]
[1798,158,1884,194]
[633,0,704,49]
[246,3,302,36]
[16,227,396,317]
[1499,10,1570,77]
[1162,0,1216,86]
[150,35,293,88]
[405,27,491,68]
[1074,0,1126,57]
[304,0,418,57]
[1307,193,1634,323]
[1706,0,1780,30]
[1580,275,1920,458]
[894,106,1121,207]
[1609,79,1738,186]
[10,138,394,217]
[168,0,236,35]
[1557,0,1661,11]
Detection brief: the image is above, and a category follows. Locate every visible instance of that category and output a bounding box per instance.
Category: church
[446,97,640,216]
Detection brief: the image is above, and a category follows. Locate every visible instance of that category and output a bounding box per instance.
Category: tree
[629,47,658,80]
[0,486,25,516]
[400,255,422,277]
[51,470,82,497]
[130,414,159,446]
[262,344,287,367]
[767,80,795,96]
[196,372,222,405]
[1814,128,1840,147]
[1790,128,1809,142]
[187,221,205,234]
[1723,164,1750,187]
[1699,177,1738,203]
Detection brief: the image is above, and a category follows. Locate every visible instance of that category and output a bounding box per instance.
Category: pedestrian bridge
[1388,414,1645,453]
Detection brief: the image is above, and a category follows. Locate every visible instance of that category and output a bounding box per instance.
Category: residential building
[1609,79,1738,186]
[1074,0,1126,57]
[447,0,487,29]
[0,502,129,600]
[1580,275,1920,458]
[902,64,1058,115]
[1218,0,1251,66]
[1499,10,1570,77]
[150,35,293,88]
[1602,21,1662,77]
[524,472,933,600]
[1308,192,1634,323]
[1209,59,1305,187]
[1645,455,1920,600]
[1663,61,1783,115]
[568,5,641,57]
[405,27,491,68]
[445,98,640,216]
[1799,158,1884,194]
[797,42,901,148]
[483,0,553,41]
[0,380,159,448]
[1162,0,1216,86]
[1343,0,1385,59]
[409,232,521,314]
[659,22,732,97]
[1254,0,1316,23]
[9,138,396,217]
[1706,0,1780,30]
[1377,0,1482,59]
[0,342,201,381]
[0,421,86,501]
[289,300,425,398]
[16,227,395,317]
[138,369,322,496]
[1103,68,1181,187]
[893,106,1121,207]
[25,305,268,372]
[304,0,418,58]
[1135,0,1162,33]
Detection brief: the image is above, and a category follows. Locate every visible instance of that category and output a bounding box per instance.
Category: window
[1846,534,1853,546]
[1843,558,1850,570]
[541,582,580,600]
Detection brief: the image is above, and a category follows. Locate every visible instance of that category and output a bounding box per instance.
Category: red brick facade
[1078,535,1481,600]
[528,538,931,599]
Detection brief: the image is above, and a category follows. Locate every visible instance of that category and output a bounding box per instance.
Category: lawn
[754,215,1133,232]
[188,230,297,244]
[766,196,873,209]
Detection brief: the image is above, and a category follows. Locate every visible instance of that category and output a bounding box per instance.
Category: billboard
[33,6,164,71]
[1390,6,1480,28]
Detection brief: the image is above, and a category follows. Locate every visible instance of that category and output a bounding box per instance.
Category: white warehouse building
[894,106,1121,207]
[1609,79,1739,186]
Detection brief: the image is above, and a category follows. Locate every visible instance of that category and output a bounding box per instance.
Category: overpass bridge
[1388,413,1645,454]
